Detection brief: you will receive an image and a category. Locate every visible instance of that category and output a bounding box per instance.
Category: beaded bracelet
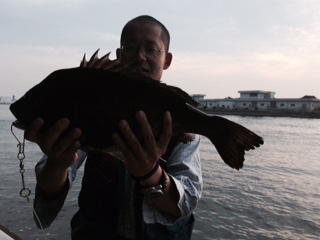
[131,160,160,181]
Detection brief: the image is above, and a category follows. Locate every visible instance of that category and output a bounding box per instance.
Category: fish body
[10,50,264,170]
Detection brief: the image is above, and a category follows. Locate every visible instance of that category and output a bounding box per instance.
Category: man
[25,15,202,239]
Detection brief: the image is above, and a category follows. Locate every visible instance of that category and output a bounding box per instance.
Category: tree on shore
[301,95,317,99]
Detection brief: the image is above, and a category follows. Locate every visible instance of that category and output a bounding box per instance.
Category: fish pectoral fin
[176,133,195,143]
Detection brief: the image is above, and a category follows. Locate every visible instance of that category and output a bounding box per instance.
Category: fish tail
[203,115,264,170]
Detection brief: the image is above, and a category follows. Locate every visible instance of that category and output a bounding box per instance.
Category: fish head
[10,85,44,130]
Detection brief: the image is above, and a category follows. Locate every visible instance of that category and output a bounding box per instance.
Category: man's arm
[25,118,82,197]
[142,134,202,224]
[33,152,86,228]
[112,110,200,217]
[24,117,83,227]
[139,161,181,216]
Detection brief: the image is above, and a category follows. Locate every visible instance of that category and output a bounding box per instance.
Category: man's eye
[145,48,157,53]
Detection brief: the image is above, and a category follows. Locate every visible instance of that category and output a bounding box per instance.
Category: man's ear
[163,52,173,70]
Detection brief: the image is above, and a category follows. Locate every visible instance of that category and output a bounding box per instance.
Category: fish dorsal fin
[80,49,198,107]
[80,49,148,78]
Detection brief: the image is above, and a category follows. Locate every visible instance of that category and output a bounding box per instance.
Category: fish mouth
[12,120,26,130]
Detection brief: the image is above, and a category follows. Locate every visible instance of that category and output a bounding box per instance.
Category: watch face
[147,189,163,198]
[140,169,167,199]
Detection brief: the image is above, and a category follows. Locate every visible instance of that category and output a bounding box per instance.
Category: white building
[0,95,16,104]
[191,90,320,112]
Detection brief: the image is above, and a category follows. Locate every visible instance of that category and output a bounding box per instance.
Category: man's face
[116,23,172,81]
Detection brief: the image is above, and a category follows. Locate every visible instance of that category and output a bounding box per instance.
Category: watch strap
[140,168,168,198]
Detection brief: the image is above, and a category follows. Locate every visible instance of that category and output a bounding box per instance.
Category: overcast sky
[1,0,319,99]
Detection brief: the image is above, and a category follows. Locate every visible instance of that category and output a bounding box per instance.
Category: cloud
[1,0,320,99]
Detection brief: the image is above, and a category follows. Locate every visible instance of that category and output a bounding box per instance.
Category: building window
[280,104,284,106]
[250,93,258,97]
[243,103,246,106]
[291,104,295,107]
[260,103,264,106]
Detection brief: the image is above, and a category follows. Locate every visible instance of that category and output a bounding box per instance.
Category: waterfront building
[0,95,16,104]
[191,90,320,112]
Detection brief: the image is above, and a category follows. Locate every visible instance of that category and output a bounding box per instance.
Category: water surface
[1,104,319,239]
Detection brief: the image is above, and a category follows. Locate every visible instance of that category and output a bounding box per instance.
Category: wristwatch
[140,169,168,198]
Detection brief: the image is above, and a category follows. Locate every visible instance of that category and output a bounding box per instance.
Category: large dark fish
[10,50,263,170]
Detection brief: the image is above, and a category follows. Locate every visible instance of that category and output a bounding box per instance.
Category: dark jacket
[71,148,195,240]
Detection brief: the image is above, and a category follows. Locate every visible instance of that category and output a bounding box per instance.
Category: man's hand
[24,117,82,198]
[112,110,181,216]
[25,117,82,169]
[112,110,172,177]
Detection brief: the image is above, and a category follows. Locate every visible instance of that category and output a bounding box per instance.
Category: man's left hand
[112,110,172,177]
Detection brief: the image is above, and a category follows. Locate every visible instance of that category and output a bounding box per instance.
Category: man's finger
[157,111,172,150]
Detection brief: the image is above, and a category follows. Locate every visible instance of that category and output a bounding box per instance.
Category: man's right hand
[24,117,82,198]
[25,117,82,169]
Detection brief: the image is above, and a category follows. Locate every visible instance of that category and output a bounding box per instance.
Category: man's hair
[120,15,170,52]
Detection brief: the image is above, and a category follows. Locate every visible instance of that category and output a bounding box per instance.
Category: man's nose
[134,49,147,60]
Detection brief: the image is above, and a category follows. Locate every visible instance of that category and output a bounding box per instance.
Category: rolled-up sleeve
[142,134,203,225]
[33,150,87,228]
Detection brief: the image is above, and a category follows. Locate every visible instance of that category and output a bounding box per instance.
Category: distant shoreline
[202,109,320,119]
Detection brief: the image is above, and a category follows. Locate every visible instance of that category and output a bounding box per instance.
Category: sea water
[0,104,319,239]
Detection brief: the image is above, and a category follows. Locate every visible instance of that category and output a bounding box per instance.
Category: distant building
[191,90,320,112]
[0,95,16,104]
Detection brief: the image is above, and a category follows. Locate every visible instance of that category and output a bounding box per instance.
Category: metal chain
[11,123,31,198]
